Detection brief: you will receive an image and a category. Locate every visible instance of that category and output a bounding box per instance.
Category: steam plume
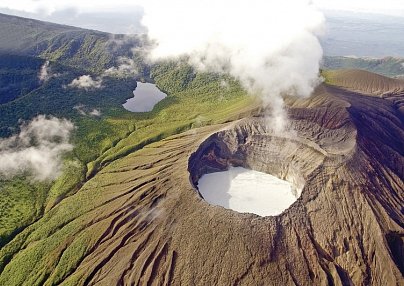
[141,0,325,130]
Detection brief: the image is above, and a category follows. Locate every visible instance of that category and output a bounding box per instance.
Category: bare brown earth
[325,69,404,96]
[325,69,404,120]
[0,70,403,285]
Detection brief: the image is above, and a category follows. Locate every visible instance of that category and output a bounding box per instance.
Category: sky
[0,0,403,15]
[0,0,403,33]
[314,0,404,16]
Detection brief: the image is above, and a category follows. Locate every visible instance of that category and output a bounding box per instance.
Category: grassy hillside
[322,56,404,78]
[0,13,81,51]
[0,13,142,73]
[0,54,44,104]
[0,57,254,251]
[0,13,257,274]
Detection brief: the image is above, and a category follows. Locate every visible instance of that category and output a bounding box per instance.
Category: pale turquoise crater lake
[198,167,298,217]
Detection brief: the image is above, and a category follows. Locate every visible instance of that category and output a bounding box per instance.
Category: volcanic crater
[188,114,356,216]
[1,71,403,286]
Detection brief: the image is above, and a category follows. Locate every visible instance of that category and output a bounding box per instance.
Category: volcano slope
[0,70,403,285]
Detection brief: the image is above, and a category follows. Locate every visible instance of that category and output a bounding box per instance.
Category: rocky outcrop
[0,81,403,285]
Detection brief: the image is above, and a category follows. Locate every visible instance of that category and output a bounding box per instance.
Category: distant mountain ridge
[0,54,44,104]
[0,13,148,107]
[323,56,404,78]
[0,13,140,73]
[323,69,404,97]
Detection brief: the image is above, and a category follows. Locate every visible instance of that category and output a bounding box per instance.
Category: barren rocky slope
[324,69,404,96]
[0,71,403,285]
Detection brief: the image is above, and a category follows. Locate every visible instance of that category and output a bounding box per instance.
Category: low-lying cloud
[73,104,102,117]
[104,57,139,77]
[89,109,101,116]
[38,61,60,82]
[67,57,139,90]
[67,75,103,90]
[141,0,325,131]
[0,115,74,181]
[38,60,50,82]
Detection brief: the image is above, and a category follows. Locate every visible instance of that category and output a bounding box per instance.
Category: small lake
[123,82,167,112]
[197,167,298,217]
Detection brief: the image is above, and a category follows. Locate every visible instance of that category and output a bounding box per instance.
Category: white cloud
[1,0,403,37]
[67,75,103,90]
[0,1,142,15]
[0,0,404,38]
[38,60,50,82]
[103,57,138,77]
[38,61,60,82]
[73,105,102,117]
[220,80,230,90]
[1,0,402,16]
[67,58,138,91]
[89,109,101,116]
[72,104,87,115]
[141,0,325,131]
[0,115,74,181]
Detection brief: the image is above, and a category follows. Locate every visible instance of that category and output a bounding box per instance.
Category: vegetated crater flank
[1,73,403,285]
